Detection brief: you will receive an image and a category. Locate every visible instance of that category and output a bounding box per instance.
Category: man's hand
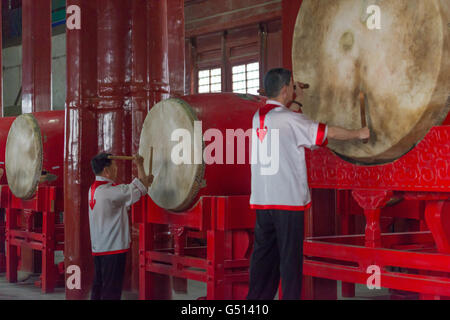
[147,174,154,186]
[134,154,144,167]
[328,126,371,141]
[358,127,370,140]
[294,81,304,103]
[134,154,150,189]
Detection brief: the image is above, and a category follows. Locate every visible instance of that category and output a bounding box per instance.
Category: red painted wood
[21,0,52,113]
[138,195,255,300]
[168,0,186,98]
[308,127,450,192]
[424,201,450,253]
[65,0,99,300]
[130,0,149,297]
[282,0,302,70]
[148,0,170,106]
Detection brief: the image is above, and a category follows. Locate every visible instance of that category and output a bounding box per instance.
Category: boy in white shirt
[89,152,151,300]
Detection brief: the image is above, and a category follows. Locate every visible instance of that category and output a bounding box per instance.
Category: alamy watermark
[171,121,280,176]
[66,5,81,30]
[66,265,81,290]
[366,265,381,290]
[366,5,381,30]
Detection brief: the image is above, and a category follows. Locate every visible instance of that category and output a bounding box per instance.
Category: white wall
[2,32,67,116]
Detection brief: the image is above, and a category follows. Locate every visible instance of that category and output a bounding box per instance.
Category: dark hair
[263,68,292,98]
[91,152,112,175]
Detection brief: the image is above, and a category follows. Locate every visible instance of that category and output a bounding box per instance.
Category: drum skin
[292,0,450,164]
[0,117,16,185]
[139,93,265,212]
[5,111,65,199]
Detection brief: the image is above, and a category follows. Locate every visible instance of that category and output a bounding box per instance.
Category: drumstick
[359,91,369,144]
[108,155,135,161]
[148,147,153,174]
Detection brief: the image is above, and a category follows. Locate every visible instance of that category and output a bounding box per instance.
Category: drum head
[139,99,204,212]
[293,0,450,164]
[5,114,43,199]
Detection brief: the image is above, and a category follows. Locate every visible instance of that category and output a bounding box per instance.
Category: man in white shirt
[247,68,370,300]
[89,152,151,300]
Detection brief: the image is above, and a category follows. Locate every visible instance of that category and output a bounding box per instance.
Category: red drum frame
[3,111,65,293]
[134,93,265,299]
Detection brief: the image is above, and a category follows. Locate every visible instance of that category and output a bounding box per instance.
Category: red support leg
[352,190,393,249]
[6,209,18,283]
[338,191,356,298]
[421,200,450,300]
[207,229,225,300]
[41,211,56,293]
[206,199,225,300]
[139,221,151,300]
[364,209,382,248]
[0,210,5,273]
[171,225,188,294]
[424,201,450,253]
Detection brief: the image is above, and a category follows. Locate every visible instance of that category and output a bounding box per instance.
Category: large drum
[139,93,264,212]
[0,117,16,185]
[292,0,450,164]
[5,111,65,199]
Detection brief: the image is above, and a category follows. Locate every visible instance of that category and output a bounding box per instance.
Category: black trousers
[91,252,127,300]
[247,209,304,300]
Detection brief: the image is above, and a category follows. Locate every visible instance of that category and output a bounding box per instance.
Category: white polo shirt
[250,100,328,211]
[88,176,147,255]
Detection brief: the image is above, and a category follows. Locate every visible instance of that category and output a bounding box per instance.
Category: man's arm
[134,154,153,189]
[327,126,370,141]
[292,81,370,142]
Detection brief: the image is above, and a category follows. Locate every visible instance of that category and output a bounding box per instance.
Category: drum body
[0,117,16,185]
[292,0,450,164]
[6,111,65,199]
[139,93,265,212]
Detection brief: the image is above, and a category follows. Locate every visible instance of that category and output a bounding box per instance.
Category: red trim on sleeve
[315,123,327,146]
[250,202,312,211]
[92,248,129,256]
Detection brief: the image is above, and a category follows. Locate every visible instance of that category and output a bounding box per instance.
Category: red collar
[256,104,279,142]
[89,181,109,210]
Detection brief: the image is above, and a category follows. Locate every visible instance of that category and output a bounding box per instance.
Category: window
[198,68,222,93]
[232,62,260,95]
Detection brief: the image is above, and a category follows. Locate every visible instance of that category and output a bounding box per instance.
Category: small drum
[139,93,264,212]
[292,0,450,164]
[5,111,65,199]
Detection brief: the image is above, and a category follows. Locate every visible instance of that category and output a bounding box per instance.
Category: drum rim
[5,113,43,200]
[143,98,206,212]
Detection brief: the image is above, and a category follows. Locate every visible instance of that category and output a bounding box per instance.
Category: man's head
[264,68,294,105]
[91,152,118,181]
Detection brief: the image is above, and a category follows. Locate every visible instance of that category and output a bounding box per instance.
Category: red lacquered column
[64,0,98,300]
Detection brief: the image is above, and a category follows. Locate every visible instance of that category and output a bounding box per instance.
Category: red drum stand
[4,186,64,293]
[304,126,450,299]
[133,195,255,300]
